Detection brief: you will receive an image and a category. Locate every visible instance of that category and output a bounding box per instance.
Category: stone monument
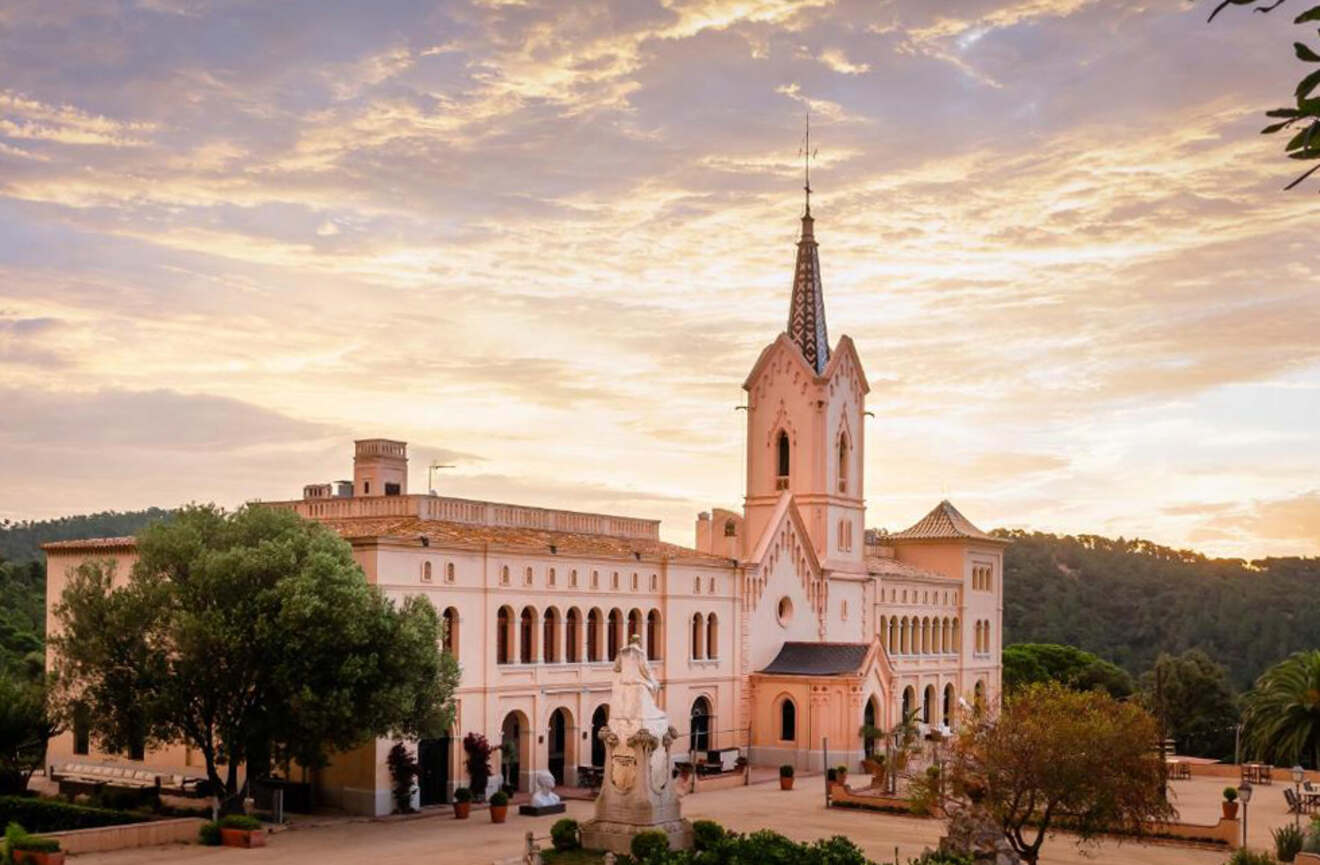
[580,636,693,854]
[518,769,566,816]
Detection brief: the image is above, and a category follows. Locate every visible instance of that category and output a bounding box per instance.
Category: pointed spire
[787,120,829,373]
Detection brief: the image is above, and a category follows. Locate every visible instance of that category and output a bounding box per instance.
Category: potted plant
[218,814,266,848]
[835,764,848,785]
[489,790,509,823]
[1222,786,1239,820]
[779,764,795,790]
[453,786,473,819]
[5,824,65,865]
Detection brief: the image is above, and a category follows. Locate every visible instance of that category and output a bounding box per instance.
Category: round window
[777,596,794,626]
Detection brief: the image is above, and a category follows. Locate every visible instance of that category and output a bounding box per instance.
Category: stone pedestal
[937,803,1021,865]
[580,638,692,855]
[519,803,566,817]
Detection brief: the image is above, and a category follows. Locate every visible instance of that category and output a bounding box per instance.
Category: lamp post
[1293,765,1306,830]
[1238,781,1253,849]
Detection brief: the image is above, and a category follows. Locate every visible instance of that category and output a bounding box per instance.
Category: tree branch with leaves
[1210,0,1320,189]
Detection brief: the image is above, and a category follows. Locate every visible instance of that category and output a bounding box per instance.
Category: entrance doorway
[501,711,528,792]
[591,705,609,768]
[548,709,568,785]
[417,736,451,806]
[690,697,711,754]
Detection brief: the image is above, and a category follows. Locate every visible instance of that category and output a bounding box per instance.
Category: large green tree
[1139,649,1240,760]
[50,504,459,810]
[0,674,56,794]
[1241,650,1320,769]
[1002,643,1134,698]
[1209,0,1320,189]
[944,683,1174,865]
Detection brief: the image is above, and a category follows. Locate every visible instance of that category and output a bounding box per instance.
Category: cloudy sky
[1,0,1318,558]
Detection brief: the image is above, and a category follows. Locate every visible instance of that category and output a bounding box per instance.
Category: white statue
[530,770,561,808]
[580,636,692,854]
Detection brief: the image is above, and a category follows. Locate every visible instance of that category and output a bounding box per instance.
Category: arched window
[779,697,797,742]
[501,565,510,586]
[923,685,935,724]
[776,430,791,484]
[705,613,719,660]
[837,432,848,493]
[900,618,910,654]
[422,561,433,582]
[497,606,513,664]
[570,569,578,587]
[921,618,930,654]
[888,618,897,654]
[442,607,459,659]
[565,608,580,663]
[690,697,712,752]
[445,562,455,583]
[525,566,534,586]
[587,609,602,661]
[627,609,642,643]
[691,613,705,660]
[943,683,955,729]
[646,610,661,660]
[542,608,559,663]
[520,607,536,663]
[548,567,556,586]
[863,697,879,757]
[723,518,736,537]
[607,609,622,659]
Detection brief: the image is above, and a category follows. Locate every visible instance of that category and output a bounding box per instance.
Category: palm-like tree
[1241,650,1320,769]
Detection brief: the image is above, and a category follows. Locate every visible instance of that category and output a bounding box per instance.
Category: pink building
[43,203,1004,815]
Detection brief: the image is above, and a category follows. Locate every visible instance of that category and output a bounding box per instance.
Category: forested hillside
[0,509,172,563]
[0,509,171,676]
[1001,530,1320,689]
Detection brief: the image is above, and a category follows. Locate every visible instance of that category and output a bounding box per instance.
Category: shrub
[1224,787,1239,802]
[219,814,262,831]
[692,819,724,851]
[198,821,221,846]
[386,741,419,815]
[5,823,61,855]
[1304,819,1320,854]
[0,796,149,833]
[489,791,509,807]
[453,787,473,803]
[463,733,494,800]
[549,818,579,851]
[778,765,794,778]
[631,830,670,863]
[1274,824,1305,862]
[1225,850,1277,865]
[836,764,848,775]
[804,835,868,865]
[908,853,973,865]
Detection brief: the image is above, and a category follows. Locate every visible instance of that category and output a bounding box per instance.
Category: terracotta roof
[317,515,733,565]
[758,642,869,676]
[865,556,956,583]
[42,536,137,552]
[887,500,1007,545]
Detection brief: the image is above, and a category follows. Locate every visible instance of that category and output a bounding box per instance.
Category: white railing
[267,494,661,541]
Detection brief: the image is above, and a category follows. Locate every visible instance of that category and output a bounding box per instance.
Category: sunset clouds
[1,0,1317,557]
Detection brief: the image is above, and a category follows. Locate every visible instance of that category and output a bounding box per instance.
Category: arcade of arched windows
[877,614,961,657]
[495,605,664,666]
[689,612,720,661]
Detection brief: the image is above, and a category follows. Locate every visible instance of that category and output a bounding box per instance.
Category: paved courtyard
[70,773,1308,865]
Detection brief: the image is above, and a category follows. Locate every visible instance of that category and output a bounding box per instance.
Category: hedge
[0,796,150,833]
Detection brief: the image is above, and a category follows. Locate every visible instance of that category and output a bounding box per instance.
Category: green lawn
[542,849,607,865]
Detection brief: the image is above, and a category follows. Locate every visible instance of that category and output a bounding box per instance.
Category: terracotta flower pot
[453,801,471,819]
[780,776,794,790]
[1222,801,1239,820]
[13,851,66,865]
[490,804,508,823]
[219,828,266,848]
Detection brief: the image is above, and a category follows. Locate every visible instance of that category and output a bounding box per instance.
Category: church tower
[741,202,870,573]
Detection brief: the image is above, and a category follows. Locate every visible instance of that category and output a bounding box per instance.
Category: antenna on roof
[428,461,454,496]
[798,108,818,216]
